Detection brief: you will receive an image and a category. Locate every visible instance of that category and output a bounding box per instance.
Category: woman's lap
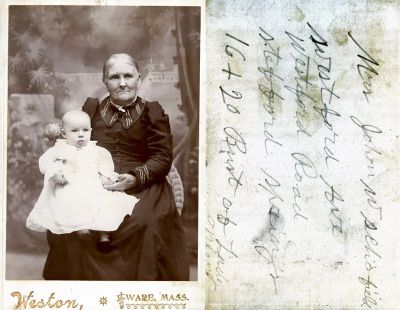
[43,181,189,281]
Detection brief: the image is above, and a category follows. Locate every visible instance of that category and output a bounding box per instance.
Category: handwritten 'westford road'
[285,30,318,221]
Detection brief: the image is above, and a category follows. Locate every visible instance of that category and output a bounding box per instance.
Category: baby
[26,110,137,251]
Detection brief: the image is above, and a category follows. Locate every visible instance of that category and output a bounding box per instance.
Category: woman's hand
[103,173,137,191]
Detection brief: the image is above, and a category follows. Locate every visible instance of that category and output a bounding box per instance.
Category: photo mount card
[1,0,400,309]
[1,1,205,310]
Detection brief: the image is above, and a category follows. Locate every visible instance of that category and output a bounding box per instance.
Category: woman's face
[104,61,141,106]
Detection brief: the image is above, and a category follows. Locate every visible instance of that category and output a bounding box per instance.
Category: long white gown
[26,140,138,234]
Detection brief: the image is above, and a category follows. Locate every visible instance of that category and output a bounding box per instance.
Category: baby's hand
[50,172,68,185]
[100,171,119,187]
[102,177,116,187]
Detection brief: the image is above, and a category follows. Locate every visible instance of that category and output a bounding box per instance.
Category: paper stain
[367,0,400,5]
[298,77,325,135]
[288,5,305,22]
[331,260,343,270]
[206,0,226,17]
[256,77,283,118]
[328,16,355,46]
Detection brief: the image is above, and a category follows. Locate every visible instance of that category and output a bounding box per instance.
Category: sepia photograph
[3,0,398,309]
[6,4,200,282]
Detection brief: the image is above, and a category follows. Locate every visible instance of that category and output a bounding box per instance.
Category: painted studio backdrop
[6,6,200,279]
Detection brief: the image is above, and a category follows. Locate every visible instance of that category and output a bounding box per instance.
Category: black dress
[43,96,189,280]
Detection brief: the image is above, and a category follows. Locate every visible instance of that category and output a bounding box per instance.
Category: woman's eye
[124,74,133,79]
[110,75,119,80]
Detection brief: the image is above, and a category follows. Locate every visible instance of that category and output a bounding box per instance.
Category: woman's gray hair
[102,53,140,80]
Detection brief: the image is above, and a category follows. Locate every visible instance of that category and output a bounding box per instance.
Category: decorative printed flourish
[115,292,187,310]
[99,296,108,306]
[117,292,126,309]
[124,303,187,310]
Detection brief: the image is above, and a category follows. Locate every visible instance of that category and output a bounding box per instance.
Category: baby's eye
[83,129,90,132]
[71,129,78,132]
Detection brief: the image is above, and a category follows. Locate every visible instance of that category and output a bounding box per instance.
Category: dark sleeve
[130,102,173,188]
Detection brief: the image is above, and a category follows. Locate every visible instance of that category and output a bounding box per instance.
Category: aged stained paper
[1,0,205,309]
[206,0,399,309]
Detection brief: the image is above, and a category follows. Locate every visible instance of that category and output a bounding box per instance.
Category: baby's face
[63,114,92,148]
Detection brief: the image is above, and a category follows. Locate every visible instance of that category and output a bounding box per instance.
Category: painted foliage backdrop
[7,6,200,262]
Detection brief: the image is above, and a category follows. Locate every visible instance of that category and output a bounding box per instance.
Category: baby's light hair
[61,110,91,128]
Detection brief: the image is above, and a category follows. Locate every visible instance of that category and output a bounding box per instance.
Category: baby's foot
[77,229,90,235]
[76,229,92,244]
[97,233,112,253]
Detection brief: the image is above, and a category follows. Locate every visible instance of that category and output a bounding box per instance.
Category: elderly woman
[43,53,189,281]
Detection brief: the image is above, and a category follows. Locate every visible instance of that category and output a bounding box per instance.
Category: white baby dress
[26,139,138,234]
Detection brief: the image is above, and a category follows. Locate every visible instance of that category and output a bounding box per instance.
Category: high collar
[109,95,138,112]
[99,96,145,129]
